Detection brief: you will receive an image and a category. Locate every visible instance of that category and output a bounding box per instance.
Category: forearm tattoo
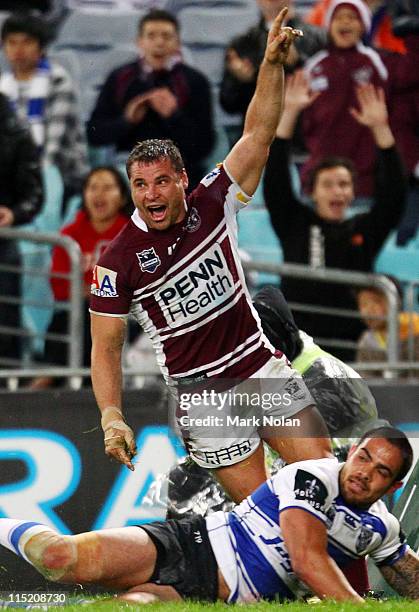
[380,550,419,599]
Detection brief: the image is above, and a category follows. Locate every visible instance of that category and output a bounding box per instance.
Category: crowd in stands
[0,0,417,380]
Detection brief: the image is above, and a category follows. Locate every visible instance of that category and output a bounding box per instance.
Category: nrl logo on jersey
[136,247,161,273]
[184,207,201,233]
[356,525,374,554]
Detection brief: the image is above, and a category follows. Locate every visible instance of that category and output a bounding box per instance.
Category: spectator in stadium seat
[219,0,326,145]
[86,9,215,191]
[89,10,334,501]
[305,0,407,53]
[264,71,406,361]
[300,0,392,201]
[28,166,131,389]
[1,428,418,603]
[356,281,419,378]
[65,0,165,10]
[0,13,89,212]
[0,92,43,367]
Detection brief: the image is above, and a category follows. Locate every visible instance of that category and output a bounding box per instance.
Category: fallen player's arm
[280,508,364,602]
[379,549,419,599]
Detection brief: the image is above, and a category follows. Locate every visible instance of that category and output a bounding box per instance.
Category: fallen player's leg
[0,515,223,602]
[0,519,157,590]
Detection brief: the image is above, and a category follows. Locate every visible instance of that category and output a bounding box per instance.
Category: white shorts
[175,356,314,469]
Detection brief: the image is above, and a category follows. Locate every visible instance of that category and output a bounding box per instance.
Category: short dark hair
[308,156,356,192]
[1,13,50,49]
[138,9,179,36]
[357,426,413,481]
[82,166,133,218]
[126,139,185,178]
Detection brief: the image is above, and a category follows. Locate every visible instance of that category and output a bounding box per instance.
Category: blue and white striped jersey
[206,457,408,603]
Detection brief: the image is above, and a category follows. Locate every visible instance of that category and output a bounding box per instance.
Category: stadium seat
[54,10,143,49]
[179,6,259,47]
[167,0,254,10]
[238,205,283,289]
[203,125,230,173]
[375,232,418,282]
[49,48,82,84]
[19,165,64,355]
[62,195,82,227]
[70,46,136,119]
[374,231,419,312]
[184,44,226,86]
[74,46,136,91]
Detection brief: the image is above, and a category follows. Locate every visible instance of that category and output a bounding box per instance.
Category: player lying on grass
[0,427,418,603]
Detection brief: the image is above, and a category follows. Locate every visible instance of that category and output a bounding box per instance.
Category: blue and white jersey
[206,457,408,603]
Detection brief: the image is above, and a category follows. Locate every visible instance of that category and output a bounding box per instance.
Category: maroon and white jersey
[90,164,276,385]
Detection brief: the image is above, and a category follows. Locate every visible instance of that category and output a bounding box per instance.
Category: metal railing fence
[0,229,418,387]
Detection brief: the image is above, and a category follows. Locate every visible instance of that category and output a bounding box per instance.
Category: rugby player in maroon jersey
[89,8,333,503]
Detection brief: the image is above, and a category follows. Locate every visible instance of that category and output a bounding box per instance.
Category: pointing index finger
[269,6,288,38]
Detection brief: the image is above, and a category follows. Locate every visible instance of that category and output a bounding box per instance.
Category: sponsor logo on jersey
[136,247,161,273]
[157,242,235,327]
[294,469,328,510]
[184,207,201,233]
[91,265,118,297]
[201,166,221,187]
[356,525,374,553]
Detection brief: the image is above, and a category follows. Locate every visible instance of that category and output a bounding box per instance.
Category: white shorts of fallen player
[175,356,314,468]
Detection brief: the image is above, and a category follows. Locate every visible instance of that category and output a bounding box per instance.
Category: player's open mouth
[348,478,367,493]
[148,205,167,222]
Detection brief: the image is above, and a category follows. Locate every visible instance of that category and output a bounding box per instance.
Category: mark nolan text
[227,415,301,427]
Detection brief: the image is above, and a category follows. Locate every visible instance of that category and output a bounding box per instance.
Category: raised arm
[90,313,137,470]
[349,84,394,150]
[281,508,364,602]
[350,84,406,248]
[224,7,302,196]
[379,549,419,600]
[263,70,319,238]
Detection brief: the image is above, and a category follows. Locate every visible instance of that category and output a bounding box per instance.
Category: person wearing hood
[300,0,390,201]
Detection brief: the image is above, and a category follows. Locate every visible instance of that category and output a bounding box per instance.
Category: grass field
[58,597,418,611]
